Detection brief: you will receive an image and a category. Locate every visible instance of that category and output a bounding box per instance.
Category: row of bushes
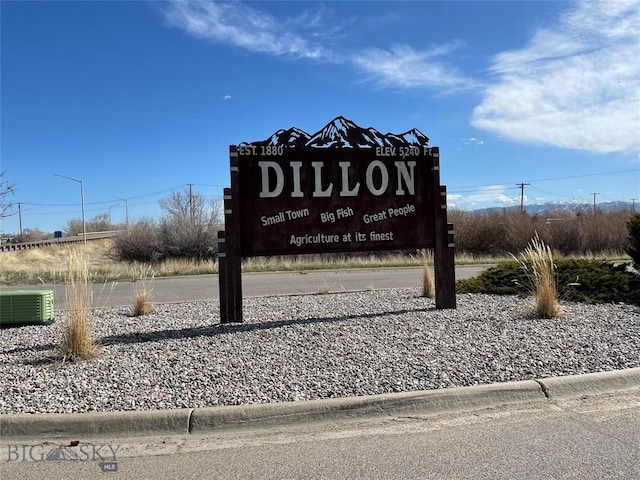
[112,209,639,263]
[449,209,634,257]
[112,217,219,262]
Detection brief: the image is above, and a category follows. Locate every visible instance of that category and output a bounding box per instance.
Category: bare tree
[87,213,111,232]
[161,188,214,225]
[67,213,112,235]
[209,197,224,227]
[19,227,49,242]
[0,171,16,219]
[66,218,84,236]
[157,187,220,259]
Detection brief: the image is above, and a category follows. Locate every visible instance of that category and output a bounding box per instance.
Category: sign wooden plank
[237,147,436,256]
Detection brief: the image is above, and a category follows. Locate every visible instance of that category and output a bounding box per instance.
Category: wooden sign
[219,116,456,323]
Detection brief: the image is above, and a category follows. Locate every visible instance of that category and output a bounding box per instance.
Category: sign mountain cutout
[244,116,429,149]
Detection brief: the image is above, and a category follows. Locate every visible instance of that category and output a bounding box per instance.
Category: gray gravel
[1,290,639,414]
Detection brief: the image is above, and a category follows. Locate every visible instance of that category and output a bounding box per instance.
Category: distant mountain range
[472,201,636,216]
[243,116,430,149]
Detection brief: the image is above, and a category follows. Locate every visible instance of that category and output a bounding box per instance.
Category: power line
[19,186,186,207]
[451,168,639,190]
[449,186,521,194]
[17,183,227,209]
[527,185,574,198]
[525,169,639,184]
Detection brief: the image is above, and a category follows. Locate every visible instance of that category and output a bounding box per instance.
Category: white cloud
[472,0,640,154]
[223,95,232,100]
[459,137,484,146]
[352,44,475,91]
[160,1,326,59]
[159,1,474,93]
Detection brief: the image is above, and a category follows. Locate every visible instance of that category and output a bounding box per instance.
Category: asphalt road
[4,265,489,309]
[3,390,638,479]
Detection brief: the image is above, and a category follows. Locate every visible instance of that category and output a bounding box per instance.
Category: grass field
[0,239,629,286]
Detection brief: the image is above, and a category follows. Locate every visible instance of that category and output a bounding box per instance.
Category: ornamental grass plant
[513,233,560,318]
[132,264,155,316]
[417,249,435,298]
[60,251,99,361]
[133,289,152,316]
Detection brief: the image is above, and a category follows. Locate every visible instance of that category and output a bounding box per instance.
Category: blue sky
[1,0,639,235]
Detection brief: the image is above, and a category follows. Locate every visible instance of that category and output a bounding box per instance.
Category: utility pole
[187,183,195,223]
[631,198,637,212]
[18,202,23,237]
[590,192,599,216]
[516,182,530,212]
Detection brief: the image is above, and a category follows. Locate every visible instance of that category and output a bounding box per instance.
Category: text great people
[363,203,416,224]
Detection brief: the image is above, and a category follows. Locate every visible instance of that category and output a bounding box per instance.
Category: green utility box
[0,290,55,325]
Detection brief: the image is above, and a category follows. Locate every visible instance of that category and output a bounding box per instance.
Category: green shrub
[457,259,640,305]
[625,213,640,270]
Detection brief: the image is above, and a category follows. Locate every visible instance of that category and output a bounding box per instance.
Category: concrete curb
[1,369,639,440]
[536,367,640,400]
[190,379,544,433]
[1,408,192,440]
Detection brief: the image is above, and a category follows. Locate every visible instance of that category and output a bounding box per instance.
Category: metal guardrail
[0,231,121,252]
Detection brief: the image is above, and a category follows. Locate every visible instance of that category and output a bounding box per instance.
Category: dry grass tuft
[416,249,435,298]
[317,282,330,295]
[513,233,560,318]
[60,250,99,361]
[131,264,154,316]
[133,289,153,316]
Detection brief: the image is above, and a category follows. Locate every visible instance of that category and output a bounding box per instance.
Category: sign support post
[218,147,243,324]
[431,148,456,309]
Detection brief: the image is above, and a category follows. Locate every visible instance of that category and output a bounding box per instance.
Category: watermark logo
[6,444,120,473]
[99,461,118,473]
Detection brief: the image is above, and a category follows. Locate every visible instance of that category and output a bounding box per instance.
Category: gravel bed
[1,290,639,415]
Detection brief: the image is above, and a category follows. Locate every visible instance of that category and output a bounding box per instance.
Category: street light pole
[55,174,86,244]
[113,196,129,228]
[108,204,120,226]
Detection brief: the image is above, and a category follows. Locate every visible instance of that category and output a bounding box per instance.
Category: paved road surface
[3,265,488,309]
[2,390,638,479]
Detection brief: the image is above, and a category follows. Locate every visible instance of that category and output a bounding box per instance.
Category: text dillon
[258,160,416,198]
